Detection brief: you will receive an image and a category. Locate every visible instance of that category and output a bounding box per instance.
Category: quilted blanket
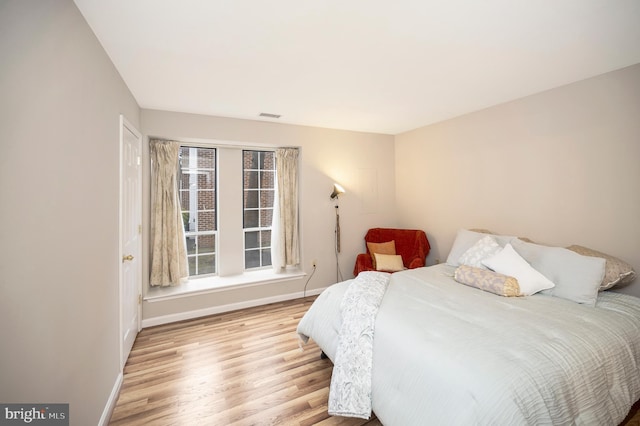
[328,271,390,419]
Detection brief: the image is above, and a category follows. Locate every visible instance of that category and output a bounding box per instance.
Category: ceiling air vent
[259,112,281,119]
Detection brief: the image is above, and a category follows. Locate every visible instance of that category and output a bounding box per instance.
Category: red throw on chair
[353,228,430,276]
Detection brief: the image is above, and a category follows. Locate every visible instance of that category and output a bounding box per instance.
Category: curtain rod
[148,137,299,152]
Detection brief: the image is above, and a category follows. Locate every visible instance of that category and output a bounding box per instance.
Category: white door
[120,115,142,369]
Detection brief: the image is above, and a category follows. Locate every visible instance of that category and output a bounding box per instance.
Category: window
[179,147,217,276]
[175,146,278,278]
[147,142,302,298]
[243,150,275,269]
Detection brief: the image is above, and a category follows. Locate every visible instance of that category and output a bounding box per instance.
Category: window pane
[198,255,216,275]
[245,231,259,249]
[260,171,275,189]
[260,230,271,247]
[184,213,197,232]
[198,149,215,169]
[188,256,196,276]
[198,210,216,231]
[244,151,259,169]
[180,190,190,210]
[198,234,215,254]
[196,171,215,190]
[179,146,191,166]
[186,236,196,256]
[244,190,258,209]
[244,171,258,189]
[261,151,274,169]
[244,210,258,228]
[181,211,190,230]
[260,190,274,208]
[261,249,272,266]
[197,190,215,210]
[260,208,273,227]
[245,250,260,269]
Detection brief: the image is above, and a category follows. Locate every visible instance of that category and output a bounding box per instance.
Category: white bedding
[328,271,389,418]
[297,264,640,426]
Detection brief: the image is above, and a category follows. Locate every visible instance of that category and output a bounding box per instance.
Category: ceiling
[74,0,640,135]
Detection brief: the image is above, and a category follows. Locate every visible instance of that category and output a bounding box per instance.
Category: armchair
[353,228,430,276]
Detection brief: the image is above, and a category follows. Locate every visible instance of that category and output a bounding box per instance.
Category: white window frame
[179,146,218,277]
[242,150,275,270]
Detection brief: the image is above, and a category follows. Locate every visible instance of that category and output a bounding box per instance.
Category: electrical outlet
[312,259,317,268]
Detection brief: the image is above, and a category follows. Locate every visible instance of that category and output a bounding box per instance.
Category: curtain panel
[272,148,300,270]
[149,140,188,286]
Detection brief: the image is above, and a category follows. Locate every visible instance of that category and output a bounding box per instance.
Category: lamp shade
[330,183,345,200]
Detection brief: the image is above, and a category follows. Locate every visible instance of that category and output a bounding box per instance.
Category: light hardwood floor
[109,297,381,426]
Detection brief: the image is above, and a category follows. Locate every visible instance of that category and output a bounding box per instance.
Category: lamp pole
[334,203,341,282]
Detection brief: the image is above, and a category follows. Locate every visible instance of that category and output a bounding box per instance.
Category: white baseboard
[141,287,327,328]
[99,371,123,426]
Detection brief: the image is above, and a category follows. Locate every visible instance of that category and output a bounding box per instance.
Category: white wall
[395,64,640,296]
[0,1,140,424]
[141,109,396,320]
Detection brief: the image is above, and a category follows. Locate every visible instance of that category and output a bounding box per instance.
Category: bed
[297,231,640,425]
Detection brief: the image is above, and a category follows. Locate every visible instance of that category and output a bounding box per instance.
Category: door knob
[122,254,134,262]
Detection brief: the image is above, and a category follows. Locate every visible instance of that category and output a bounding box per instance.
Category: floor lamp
[330,183,345,282]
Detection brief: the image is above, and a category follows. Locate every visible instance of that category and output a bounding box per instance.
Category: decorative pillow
[374,253,405,272]
[446,229,515,267]
[367,240,396,269]
[469,228,494,234]
[454,265,521,297]
[566,245,636,291]
[481,244,555,296]
[511,239,606,306]
[458,235,502,269]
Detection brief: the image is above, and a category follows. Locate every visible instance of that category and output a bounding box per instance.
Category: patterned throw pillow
[458,235,502,269]
[367,240,396,269]
[567,245,637,291]
[454,265,521,297]
[446,228,515,267]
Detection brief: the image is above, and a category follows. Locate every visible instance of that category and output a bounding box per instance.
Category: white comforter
[297,264,640,426]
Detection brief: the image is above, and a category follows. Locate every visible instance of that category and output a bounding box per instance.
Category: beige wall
[395,63,640,297]
[0,1,140,424]
[141,109,396,320]
[2,2,638,422]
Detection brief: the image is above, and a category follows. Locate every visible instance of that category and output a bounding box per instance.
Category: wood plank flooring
[109,297,381,426]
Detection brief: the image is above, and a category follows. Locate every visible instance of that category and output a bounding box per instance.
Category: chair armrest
[406,256,426,270]
[354,253,374,276]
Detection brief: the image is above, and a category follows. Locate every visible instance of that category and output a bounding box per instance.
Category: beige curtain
[149,140,188,286]
[272,148,300,270]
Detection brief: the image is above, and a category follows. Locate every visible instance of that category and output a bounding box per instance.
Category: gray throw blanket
[328,271,390,419]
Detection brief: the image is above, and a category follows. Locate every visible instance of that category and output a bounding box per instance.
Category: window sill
[144,269,306,302]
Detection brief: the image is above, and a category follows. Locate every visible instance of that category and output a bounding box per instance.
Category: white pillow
[511,239,606,306]
[458,235,502,269]
[374,253,405,272]
[446,229,515,267]
[481,244,555,295]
